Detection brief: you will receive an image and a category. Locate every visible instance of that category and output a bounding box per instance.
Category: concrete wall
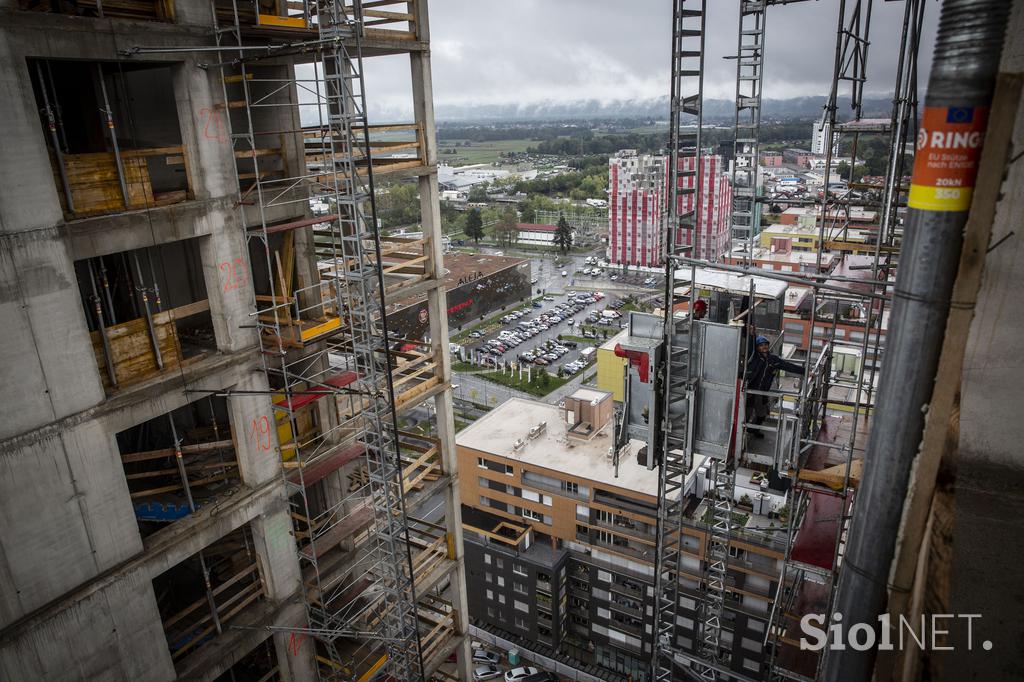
[0,4,309,679]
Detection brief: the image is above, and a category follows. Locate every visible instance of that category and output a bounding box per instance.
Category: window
[514,582,527,595]
[477,457,487,469]
[514,617,528,630]
[484,553,492,565]
[743,658,761,673]
[563,480,580,495]
[497,576,505,587]
[485,572,493,584]
[541,494,552,506]
[498,594,506,605]
[522,508,543,522]
[486,589,494,600]
[496,558,504,569]
[513,563,527,577]
[522,489,540,503]
[576,524,589,537]
[597,607,610,619]
[487,606,497,618]
[597,570,612,582]
[504,463,514,476]
[747,619,766,634]
[741,637,762,653]
[514,600,530,613]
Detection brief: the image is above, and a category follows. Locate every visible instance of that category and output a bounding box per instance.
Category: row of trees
[461,207,573,253]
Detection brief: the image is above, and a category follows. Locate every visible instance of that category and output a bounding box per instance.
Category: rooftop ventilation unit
[512,438,525,452]
[528,421,547,440]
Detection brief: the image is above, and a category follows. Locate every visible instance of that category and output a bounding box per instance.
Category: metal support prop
[96,64,131,208]
[87,259,118,387]
[134,252,164,370]
[35,61,75,214]
[824,1,1011,679]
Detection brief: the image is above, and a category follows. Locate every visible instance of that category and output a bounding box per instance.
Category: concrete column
[173,57,260,354]
[410,1,472,675]
[228,371,282,487]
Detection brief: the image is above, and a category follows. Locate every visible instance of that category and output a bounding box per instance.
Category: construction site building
[0,1,470,680]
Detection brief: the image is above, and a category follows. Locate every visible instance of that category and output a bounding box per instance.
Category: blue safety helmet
[755,335,769,346]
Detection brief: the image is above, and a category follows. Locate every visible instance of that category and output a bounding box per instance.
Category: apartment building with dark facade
[457,388,790,681]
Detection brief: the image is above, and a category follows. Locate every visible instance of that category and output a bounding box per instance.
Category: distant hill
[432,95,895,124]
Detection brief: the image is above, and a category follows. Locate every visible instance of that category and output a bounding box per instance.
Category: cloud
[361,0,938,120]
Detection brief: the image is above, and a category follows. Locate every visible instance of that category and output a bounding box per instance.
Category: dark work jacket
[745,351,803,392]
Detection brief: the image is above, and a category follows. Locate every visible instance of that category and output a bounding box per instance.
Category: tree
[539,371,550,387]
[465,209,484,244]
[494,207,519,247]
[519,203,536,224]
[467,183,489,203]
[554,215,573,254]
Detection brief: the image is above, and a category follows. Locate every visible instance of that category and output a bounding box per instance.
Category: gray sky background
[363,1,939,120]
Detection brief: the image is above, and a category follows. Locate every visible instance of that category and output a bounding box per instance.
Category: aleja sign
[908,106,988,212]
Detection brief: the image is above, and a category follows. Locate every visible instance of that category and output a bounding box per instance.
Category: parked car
[505,667,539,682]
[474,665,503,681]
[534,358,549,366]
[469,331,483,338]
[562,340,579,349]
[521,673,558,682]
[543,295,555,301]
[522,353,535,362]
[472,650,501,665]
[532,301,543,308]
[561,270,568,276]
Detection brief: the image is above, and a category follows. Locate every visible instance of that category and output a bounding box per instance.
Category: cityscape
[0,1,1021,682]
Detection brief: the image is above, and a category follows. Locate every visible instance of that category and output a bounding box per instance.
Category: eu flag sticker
[947,107,974,124]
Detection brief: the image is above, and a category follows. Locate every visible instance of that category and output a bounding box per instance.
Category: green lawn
[476,367,571,397]
[436,139,536,166]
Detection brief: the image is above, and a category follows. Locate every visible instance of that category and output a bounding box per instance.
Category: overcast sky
[362,1,938,121]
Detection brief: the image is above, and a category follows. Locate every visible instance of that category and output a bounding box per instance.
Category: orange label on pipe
[907,106,988,212]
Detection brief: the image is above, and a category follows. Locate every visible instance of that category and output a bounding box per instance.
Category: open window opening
[116,395,240,538]
[74,238,214,392]
[28,59,192,219]
[18,0,174,21]
[153,524,267,668]
[212,637,281,682]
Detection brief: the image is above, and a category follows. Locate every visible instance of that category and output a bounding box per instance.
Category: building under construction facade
[0,1,471,680]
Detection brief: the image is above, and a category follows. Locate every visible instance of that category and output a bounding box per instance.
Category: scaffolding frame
[214,1,423,678]
[652,1,924,680]
[654,1,705,680]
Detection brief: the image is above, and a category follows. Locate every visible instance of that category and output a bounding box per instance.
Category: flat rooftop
[389,251,529,311]
[457,397,660,496]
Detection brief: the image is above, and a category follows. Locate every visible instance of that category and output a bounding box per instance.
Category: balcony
[591,534,656,564]
[30,60,192,221]
[153,525,266,670]
[117,396,240,539]
[210,0,420,42]
[608,579,645,601]
[74,240,215,394]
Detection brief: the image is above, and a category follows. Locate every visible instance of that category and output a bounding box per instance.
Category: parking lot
[462,291,626,375]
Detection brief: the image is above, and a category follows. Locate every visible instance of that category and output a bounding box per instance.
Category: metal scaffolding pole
[824,1,1011,680]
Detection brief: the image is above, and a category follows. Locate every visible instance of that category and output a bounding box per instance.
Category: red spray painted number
[249,415,273,452]
[219,257,247,293]
[288,632,307,656]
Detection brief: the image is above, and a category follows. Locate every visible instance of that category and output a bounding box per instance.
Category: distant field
[436,138,536,166]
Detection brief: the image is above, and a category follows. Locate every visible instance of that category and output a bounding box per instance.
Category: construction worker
[692,298,708,320]
[744,335,803,438]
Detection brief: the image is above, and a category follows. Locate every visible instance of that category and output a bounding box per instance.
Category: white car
[505,667,539,682]
[561,270,568,277]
